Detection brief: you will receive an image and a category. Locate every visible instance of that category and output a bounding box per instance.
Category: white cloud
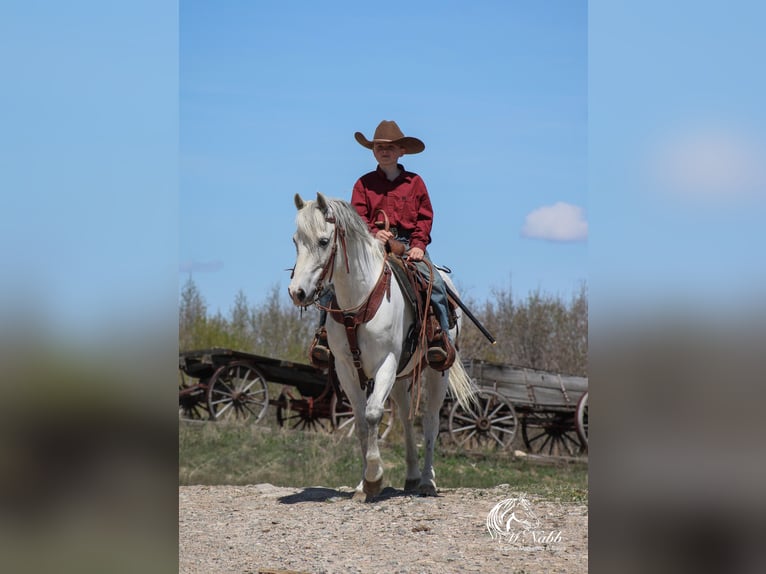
[521,202,588,242]
[649,124,766,201]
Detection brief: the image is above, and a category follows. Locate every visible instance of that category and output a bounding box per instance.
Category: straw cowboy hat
[354,120,425,154]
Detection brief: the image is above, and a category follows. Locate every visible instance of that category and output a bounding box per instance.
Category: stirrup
[309,327,331,369]
[426,331,455,372]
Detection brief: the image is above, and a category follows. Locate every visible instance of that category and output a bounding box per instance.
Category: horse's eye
[318,237,330,248]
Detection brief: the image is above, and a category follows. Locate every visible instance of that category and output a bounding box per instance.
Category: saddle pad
[388,256,420,309]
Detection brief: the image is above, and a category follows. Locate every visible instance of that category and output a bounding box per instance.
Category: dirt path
[179,484,587,573]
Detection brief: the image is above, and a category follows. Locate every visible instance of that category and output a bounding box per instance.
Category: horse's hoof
[417,483,438,497]
[404,478,420,492]
[352,490,369,503]
[363,478,383,497]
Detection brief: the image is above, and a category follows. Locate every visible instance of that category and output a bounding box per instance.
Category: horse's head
[502,496,541,531]
[288,192,337,306]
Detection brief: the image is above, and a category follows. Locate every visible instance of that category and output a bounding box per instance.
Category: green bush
[179,278,587,375]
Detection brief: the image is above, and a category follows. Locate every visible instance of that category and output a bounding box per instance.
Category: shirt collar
[376,163,407,183]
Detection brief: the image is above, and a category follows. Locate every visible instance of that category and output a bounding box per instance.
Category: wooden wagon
[179,349,587,456]
[178,348,392,437]
[444,359,589,456]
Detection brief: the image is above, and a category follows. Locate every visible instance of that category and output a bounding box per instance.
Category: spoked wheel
[448,389,518,450]
[575,392,588,451]
[521,411,584,457]
[276,387,334,432]
[206,361,269,423]
[330,392,394,440]
[179,370,209,421]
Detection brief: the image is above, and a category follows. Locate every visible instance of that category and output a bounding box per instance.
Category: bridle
[315,211,350,295]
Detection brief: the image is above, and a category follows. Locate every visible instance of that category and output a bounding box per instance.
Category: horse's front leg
[419,368,449,496]
[332,356,370,493]
[355,352,398,501]
[389,378,421,491]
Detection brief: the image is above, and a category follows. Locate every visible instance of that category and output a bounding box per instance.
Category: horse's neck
[331,242,384,308]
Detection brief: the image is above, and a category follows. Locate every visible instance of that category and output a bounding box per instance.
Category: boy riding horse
[310,120,456,371]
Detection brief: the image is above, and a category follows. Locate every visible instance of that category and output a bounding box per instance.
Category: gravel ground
[179,484,587,573]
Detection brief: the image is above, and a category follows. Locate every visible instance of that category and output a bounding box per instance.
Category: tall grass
[179,421,587,503]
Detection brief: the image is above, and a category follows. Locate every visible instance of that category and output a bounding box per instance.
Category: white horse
[288,192,476,501]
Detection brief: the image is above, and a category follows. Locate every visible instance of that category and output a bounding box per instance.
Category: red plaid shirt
[350,164,434,252]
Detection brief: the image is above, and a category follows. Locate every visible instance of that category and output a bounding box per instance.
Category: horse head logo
[486,494,541,539]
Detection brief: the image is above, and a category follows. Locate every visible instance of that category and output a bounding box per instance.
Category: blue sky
[3,1,764,338]
[180,0,588,314]
[1,1,177,338]
[589,1,766,317]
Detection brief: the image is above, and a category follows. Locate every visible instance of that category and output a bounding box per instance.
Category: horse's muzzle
[288,285,315,307]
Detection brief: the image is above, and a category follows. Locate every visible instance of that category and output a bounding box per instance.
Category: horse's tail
[447,354,478,411]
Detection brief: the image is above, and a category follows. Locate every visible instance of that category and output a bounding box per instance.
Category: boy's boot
[426,312,456,371]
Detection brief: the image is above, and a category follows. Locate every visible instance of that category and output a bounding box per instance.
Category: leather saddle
[374,211,456,372]
[386,244,458,374]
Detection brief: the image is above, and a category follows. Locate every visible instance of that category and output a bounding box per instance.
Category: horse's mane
[297,196,383,266]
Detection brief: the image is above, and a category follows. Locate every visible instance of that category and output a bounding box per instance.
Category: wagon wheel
[179,370,209,421]
[448,389,518,450]
[575,392,588,450]
[276,387,334,433]
[521,411,584,457]
[330,393,394,440]
[206,361,269,423]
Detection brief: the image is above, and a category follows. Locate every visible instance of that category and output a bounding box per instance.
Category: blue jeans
[412,253,452,340]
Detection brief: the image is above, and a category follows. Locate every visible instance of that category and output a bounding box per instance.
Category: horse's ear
[316,192,328,214]
[294,193,305,210]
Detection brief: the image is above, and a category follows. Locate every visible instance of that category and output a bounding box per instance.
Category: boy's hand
[408,247,425,261]
[375,229,393,244]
